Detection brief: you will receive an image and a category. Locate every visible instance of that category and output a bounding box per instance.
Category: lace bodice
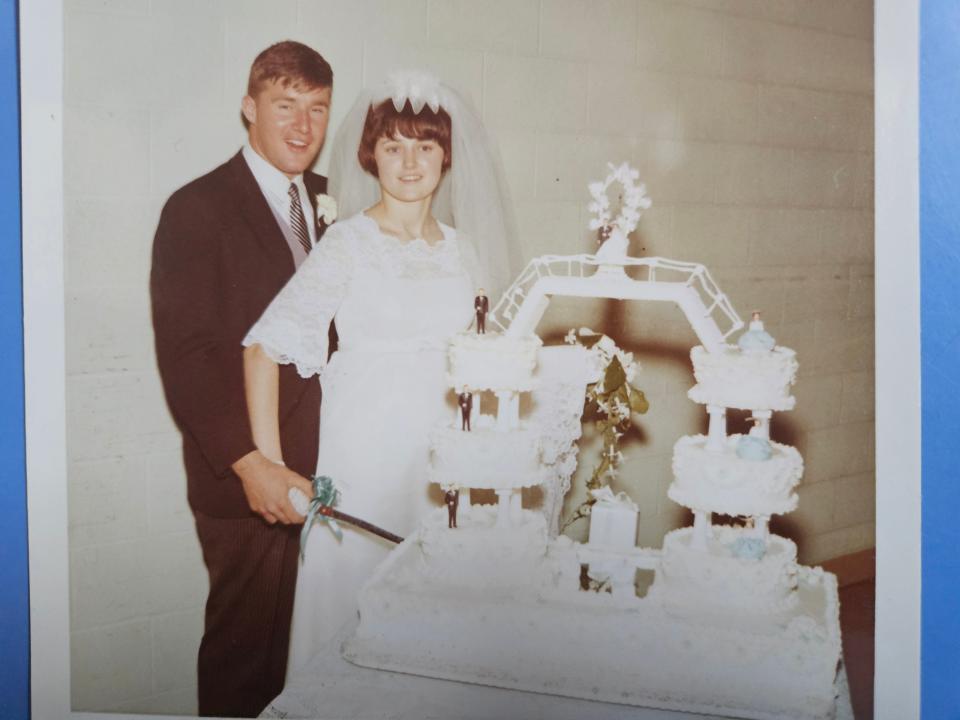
[244,213,475,377]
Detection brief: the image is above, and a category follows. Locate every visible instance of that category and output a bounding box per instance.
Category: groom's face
[242,79,331,178]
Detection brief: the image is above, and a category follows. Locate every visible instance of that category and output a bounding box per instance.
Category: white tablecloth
[261,622,855,720]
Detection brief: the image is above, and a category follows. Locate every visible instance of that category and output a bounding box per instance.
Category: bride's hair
[357,99,452,177]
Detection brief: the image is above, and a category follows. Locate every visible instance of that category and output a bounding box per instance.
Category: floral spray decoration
[562,329,650,532]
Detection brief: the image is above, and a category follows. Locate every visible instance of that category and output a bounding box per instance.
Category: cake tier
[688,344,798,411]
[346,536,841,720]
[652,526,799,615]
[428,418,545,490]
[417,506,551,588]
[446,331,542,392]
[668,434,802,517]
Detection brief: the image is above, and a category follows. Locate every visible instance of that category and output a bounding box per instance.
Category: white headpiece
[328,71,521,302]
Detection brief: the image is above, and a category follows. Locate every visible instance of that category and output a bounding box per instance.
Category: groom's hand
[232,450,314,525]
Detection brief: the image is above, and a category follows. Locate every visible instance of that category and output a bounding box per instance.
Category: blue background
[0,0,29,718]
[920,2,960,718]
[1,3,959,719]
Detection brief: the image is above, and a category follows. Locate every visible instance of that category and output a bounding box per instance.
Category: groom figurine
[151,41,333,718]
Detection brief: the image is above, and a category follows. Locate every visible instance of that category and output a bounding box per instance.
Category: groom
[151,41,333,717]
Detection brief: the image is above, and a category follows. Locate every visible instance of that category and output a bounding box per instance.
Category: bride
[242,72,519,676]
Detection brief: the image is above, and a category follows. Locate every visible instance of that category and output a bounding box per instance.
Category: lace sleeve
[243,223,354,378]
[454,230,485,295]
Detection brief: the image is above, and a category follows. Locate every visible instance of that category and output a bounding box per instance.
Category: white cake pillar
[460,487,471,512]
[495,489,511,527]
[495,391,519,431]
[750,515,770,541]
[750,410,772,439]
[706,405,727,451]
[509,489,522,524]
[691,510,712,549]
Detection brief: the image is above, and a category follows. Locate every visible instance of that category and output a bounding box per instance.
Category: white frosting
[447,331,542,392]
[688,344,798,411]
[417,506,552,588]
[669,434,803,517]
[346,532,841,720]
[427,418,546,490]
[653,526,799,614]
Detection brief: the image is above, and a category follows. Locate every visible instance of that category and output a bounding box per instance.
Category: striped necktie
[288,183,312,254]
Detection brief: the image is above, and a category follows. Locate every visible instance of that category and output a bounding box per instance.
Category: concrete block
[712,264,786,327]
[671,204,754,269]
[792,0,873,39]
[782,266,850,323]
[71,540,156,630]
[642,139,721,204]
[799,521,874,566]
[66,370,182,463]
[750,208,822,267]
[149,11,225,110]
[812,33,873,94]
[540,0,638,65]
[791,476,836,534]
[535,132,643,202]
[790,373,843,432]
[484,55,587,133]
[853,151,874,208]
[796,427,846,484]
[68,456,150,549]
[152,608,204,693]
[818,209,873,265]
[65,105,150,197]
[814,316,873,374]
[65,284,155,375]
[496,129,537,202]
[146,453,196,536]
[71,620,153,710]
[714,144,793,206]
[833,471,876,527]
[224,2,300,101]
[847,264,874,320]
[721,16,816,87]
[65,196,154,292]
[144,532,209,616]
[150,106,240,200]
[675,76,759,144]
[636,0,724,75]
[515,199,585,259]
[66,12,153,105]
[427,0,539,54]
[790,150,857,208]
[588,67,677,139]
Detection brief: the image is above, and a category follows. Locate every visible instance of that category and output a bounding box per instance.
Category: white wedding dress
[244,212,475,676]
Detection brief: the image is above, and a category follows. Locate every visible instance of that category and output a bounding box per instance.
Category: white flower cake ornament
[314,193,338,225]
[384,70,443,114]
[588,162,651,262]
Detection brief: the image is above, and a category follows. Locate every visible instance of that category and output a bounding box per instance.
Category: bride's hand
[232,450,314,525]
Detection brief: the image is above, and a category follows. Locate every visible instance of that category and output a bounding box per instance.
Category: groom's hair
[358,99,453,177]
[247,41,333,97]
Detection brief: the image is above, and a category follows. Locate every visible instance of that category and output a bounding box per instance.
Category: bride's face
[373,134,445,204]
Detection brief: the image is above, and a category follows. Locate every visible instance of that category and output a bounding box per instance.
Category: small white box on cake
[587,486,639,548]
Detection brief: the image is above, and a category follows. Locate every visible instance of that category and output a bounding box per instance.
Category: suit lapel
[227,151,295,275]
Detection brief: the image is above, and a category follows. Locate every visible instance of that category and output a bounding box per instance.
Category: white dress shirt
[242,143,317,247]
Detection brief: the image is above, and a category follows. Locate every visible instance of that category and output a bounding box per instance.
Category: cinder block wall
[64,0,873,713]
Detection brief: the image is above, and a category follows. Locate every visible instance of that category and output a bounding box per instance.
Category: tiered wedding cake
[342,165,842,720]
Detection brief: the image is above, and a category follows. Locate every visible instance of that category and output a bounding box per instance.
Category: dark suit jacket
[151,151,326,518]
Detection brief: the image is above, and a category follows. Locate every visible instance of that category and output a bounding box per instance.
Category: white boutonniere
[315,193,338,224]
